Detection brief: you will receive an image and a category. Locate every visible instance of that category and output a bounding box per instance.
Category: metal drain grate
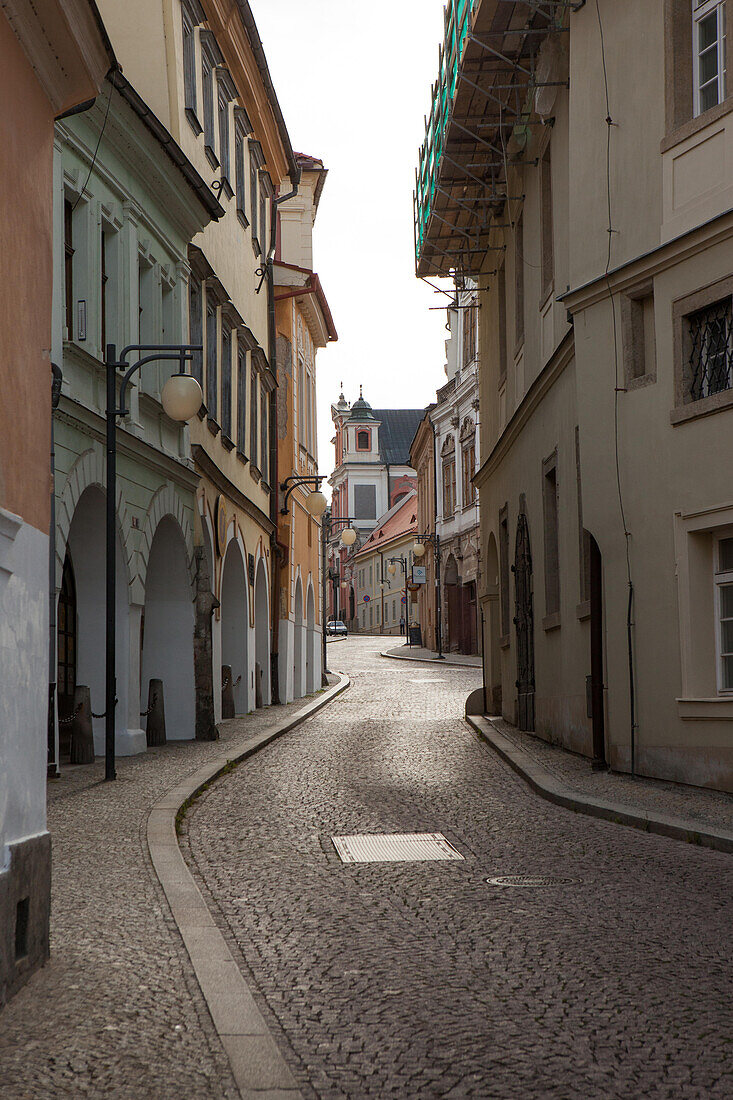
[332,833,465,864]
[486,875,579,888]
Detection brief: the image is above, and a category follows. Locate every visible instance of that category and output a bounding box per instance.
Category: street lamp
[105,343,202,781]
[387,555,411,645]
[280,474,327,517]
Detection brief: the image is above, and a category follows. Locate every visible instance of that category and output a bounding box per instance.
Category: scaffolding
[414,0,581,278]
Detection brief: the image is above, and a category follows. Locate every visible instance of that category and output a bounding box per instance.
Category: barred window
[688,296,733,400]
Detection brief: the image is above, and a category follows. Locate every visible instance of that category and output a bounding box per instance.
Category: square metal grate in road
[331,832,464,864]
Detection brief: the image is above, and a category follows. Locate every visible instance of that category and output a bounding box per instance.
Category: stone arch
[138,483,194,601]
[56,445,133,592]
[220,534,250,715]
[254,552,270,707]
[306,577,317,694]
[293,574,304,699]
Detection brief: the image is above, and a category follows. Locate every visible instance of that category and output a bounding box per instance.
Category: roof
[373,409,426,466]
[356,491,418,557]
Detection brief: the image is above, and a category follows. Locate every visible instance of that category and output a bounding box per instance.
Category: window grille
[688,296,733,400]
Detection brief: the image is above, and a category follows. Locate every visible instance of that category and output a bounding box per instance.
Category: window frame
[672,274,733,423]
[715,533,733,693]
[694,0,728,117]
[221,321,232,441]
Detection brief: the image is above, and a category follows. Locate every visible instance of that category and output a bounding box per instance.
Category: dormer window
[357,429,370,450]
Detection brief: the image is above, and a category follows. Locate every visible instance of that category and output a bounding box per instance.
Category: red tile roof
[356,492,418,556]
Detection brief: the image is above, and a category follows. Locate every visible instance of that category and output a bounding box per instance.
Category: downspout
[265,175,300,703]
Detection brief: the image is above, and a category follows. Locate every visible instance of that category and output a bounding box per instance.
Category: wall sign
[215,495,227,557]
[412,565,427,585]
[363,595,370,602]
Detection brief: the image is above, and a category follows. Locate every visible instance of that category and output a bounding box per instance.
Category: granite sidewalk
[468,713,733,854]
[382,643,483,668]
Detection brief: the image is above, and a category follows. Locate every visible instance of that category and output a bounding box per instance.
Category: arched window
[356,429,370,450]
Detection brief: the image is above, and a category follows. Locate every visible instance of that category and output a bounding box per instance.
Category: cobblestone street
[184,636,733,1100]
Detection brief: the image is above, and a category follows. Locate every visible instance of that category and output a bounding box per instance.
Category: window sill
[185,108,202,137]
[219,177,233,202]
[235,449,249,465]
[251,236,261,257]
[249,464,262,484]
[206,416,221,437]
[499,633,510,650]
[625,371,656,393]
[539,282,555,312]
[204,145,219,170]
[576,600,591,622]
[542,611,561,632]
[237,208,249,230]
[677,696,733,720]
[221,433,235,451]
[671,387,733,425]
[197,403,207,421]
[661,96,733,154]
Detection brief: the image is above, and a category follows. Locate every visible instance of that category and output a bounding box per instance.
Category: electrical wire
[595,0,637,775]
[71,80,114,213]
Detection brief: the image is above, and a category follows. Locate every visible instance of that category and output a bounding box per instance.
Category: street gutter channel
[147,672,350,1100]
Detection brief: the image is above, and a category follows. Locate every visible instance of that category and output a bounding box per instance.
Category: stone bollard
[221,665,235,719]
[69,685,95,765]
[255,662,263,709]
[145,679,166,747]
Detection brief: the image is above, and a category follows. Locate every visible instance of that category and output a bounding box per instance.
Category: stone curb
[380,649,482,669]
[147,673,350,1100]
[467,714,733,855]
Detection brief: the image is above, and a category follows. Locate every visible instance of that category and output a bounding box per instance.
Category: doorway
[589,534,607,768]
[57,554,77,759]
[514,504,535,731]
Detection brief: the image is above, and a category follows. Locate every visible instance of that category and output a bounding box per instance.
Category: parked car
[327,620,348,637]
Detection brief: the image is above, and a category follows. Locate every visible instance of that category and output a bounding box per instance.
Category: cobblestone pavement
[491,717,733,833]
[0,690,332,1100]
[184,635,733,1100]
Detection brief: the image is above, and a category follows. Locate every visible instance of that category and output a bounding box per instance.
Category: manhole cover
[332,833,465,864]
[486,875,579,888]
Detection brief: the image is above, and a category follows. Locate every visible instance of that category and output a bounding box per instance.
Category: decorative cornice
[192,444,274,535]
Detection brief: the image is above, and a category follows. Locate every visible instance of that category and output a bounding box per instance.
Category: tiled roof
[356,491,418,556]
[372,409,426,466]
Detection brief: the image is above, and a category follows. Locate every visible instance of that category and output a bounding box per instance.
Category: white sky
[249,0,451,480]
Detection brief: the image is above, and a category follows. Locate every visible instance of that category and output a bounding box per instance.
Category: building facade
[416,0,733,792]
[52,74,222,764]
[432,285,481,655]
[409,408,437,649]
[352,492,419,636]
[0,0,111,1006]
[96,0,301,718]
[328,391,422,628]
[274,153,337,702]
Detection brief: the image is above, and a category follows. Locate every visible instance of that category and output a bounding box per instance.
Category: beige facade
[96,0,299,716]
[352,492,419,636]
[417,0,733,792]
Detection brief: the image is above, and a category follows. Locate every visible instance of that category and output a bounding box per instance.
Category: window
[498,264,508,385]
[515,211,524,345]
[234,110,250,226]
[541,146,554,297]
[236,346,247,454]
[694,0,727,116]
[181,2,200,130]
[249,140,261,249]
[688,296,732,399]
[259,178,268,254]
[260,387,268,482]
[463,303,477,366]
[217,79,231,195]
[716,535,733,690]
[356,429,370,450]
[221,324,232,439]
[543,455,560,621]
[354,484,376,520]
[623,286,657,385]
[201,37,218,167]
[138,258,154,346]
[462,442,476,506]
[64,200,74,338]
[101,228,108,352]
[189,275,203,385]
[298,356,306,446]
[206,301,217,419]
[442,458,456,518]
[250,368,258,465]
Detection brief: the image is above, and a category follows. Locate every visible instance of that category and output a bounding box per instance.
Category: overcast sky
[250,0,450,480]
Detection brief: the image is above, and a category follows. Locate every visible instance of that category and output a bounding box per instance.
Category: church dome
[348,387,377,422]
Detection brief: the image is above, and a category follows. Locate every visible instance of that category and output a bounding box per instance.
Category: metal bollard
[145,678,166,746]
[221,665,235,719]
[70,686,95,764]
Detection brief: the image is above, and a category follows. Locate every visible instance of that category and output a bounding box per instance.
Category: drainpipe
[265,175,300,703]
[48,363,63,778]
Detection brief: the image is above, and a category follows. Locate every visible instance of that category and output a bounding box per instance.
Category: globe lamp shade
[413,541,426,558]
[340,527,357,547]
[306,490,328,519]
[161,373,202,422]
[388,562,396,576]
